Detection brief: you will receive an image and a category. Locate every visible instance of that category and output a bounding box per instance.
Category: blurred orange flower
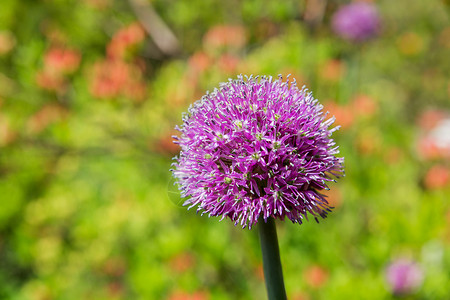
[417,137,444,160]
[44,47,81,74]
[217,54,240,74]
[303,265,329,288]
[169,252,195,273]
[418,109,446,131]
[0,31,16,56]
[90,59,146,101]
[416,109,450,160]
[168,290,210,300]
[188,51,212,75]
[36,46,81,92]
[424,165,449,190]
[356,135,378,155]
[352,94,378,118]
[324,102,354,130]
[153,132,181,156]
[26,104,68,134]
[384,147,404,164]
[278,70,308,87]
[36,70,66,92]
[203,25,247,51]
[323,187,342,208]
[107,22,145,59]
[319,59,346,82]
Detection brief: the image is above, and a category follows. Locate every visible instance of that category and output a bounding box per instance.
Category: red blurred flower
[188,51,212,75]
[90,60,129,98]
[352,94,378,118]
[324,102,354,130]
[123,81,146,102]
[418,109,446,131]
[279,70,308,87]
[0,30,16,56]
[107,22,145,60]
[26,104,68,134]
[36,46,81,92]
[322,187,342,208]
[417,137,444,160]
[384,147,404,164]
[90,59,146,101]
[203,25,247,51]
[168,290,209,300]
[319,59,346,82]
[355,127,382,156]
[154,133,182,156]
[44,47,81,74]
[416,110,450,160]
[169,252,195,273]
[424,165,450,190]
[323,95,377,128]
[303,265,329,288]
[36,71,66,92]
[217,54,240,73]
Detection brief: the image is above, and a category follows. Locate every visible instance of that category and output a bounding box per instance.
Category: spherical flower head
[385,259,424,295]
[331,2,380,42]
[172,75,344,229]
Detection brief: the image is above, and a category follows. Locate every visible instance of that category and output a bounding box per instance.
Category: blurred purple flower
[332,2,380,42]
[172,75,344,229]
[385,259,424,295]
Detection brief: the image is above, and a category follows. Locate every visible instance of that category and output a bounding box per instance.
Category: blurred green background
[0,0,449,299]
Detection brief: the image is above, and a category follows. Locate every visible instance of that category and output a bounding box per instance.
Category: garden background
[0,0,449,299]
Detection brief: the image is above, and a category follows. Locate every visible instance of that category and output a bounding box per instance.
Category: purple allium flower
[385,259,424,295]
[172,75,344,229]
[331,2,380,42]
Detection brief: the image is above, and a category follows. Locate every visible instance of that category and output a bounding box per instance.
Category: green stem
[258,218,287,300]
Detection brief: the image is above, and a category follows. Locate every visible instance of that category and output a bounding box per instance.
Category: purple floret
[385,259,424,295]
[332,2,380,42]
[172,75,344,229]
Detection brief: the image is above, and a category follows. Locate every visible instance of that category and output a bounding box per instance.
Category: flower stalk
[258,218,287,300]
